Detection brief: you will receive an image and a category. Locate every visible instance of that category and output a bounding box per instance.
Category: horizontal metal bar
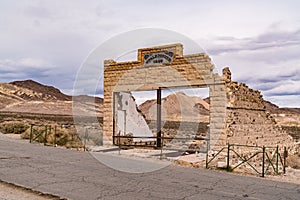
[162,137,208,140]
[229,144,279,149]
[113,136,156,139]
[162,148,207,153]
[229,144,263,148]
[113,135,209,140]
[226,107,266,112]
[114,144,157,148]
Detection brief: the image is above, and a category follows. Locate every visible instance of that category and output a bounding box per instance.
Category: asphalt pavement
[0,134,299,200]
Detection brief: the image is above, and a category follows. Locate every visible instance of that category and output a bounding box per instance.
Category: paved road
[0,181,55,200]
[0,135,299,200]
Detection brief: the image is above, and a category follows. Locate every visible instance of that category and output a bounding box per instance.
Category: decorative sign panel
[144,51,174,65]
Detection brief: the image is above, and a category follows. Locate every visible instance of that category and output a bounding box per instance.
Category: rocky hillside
[10,80,71,101]
[0,80,103,116]
[138,92,210,122]
[138,92,299,129]
[262,100,299,126]
[264,100,300,115]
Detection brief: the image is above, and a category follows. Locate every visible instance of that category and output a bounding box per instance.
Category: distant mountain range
[0,80,299,125]
[138,92,210,122]
[0,80,102,116]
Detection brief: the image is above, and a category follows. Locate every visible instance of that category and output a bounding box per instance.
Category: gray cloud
[207,29,300,56]
[1,0,299,107]
[205,28,300,107]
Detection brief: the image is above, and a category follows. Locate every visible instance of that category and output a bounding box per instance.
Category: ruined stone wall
[104,44,226,145]
[222,67,298,154]
[103,43,297,157]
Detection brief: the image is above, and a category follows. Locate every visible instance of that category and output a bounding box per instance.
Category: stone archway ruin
[103,43,227,150]
[103,43,298,155]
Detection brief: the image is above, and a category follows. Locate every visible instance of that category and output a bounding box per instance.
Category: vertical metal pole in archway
[157,88,162,147]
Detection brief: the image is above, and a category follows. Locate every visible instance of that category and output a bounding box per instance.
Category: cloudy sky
[0,0,299,107]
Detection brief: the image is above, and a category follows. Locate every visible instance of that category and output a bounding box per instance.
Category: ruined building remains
[222,67,297,154]
[103,43,298,155]
[104,43,226,148]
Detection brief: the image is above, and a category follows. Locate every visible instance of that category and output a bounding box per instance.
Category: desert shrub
[83,128,103,146]
[21,124,84,148]
[21,126,47,143]
[0,121,29,134]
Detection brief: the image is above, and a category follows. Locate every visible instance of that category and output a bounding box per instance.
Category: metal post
[262,146,265,177]
[84,128,87,152]
[227,144,230,171]
[283,146,287,174]
[44,125,48,145]
[206,151,208,169]
[276,145,279,174]
[118,131,121,155]
[207,125,210,152]
[30,124,33,143]
[206,139,209,168]
[113,92,116,145]
[54,125,57,146]
[48,125,51,145]
[157,88,162,148]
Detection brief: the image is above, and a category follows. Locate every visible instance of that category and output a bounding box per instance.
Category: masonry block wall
[103,43,297,155]
[103,44,226,145]
[222,67,298,154]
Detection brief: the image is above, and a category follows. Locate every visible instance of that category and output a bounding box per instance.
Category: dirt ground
[267,167,300,185]
[0,181,59,200]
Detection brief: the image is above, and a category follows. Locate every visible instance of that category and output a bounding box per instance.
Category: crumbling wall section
[223,67,298,154]
[115,92,153,142]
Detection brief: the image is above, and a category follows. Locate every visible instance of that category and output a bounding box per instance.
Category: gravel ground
[0,181,58,200]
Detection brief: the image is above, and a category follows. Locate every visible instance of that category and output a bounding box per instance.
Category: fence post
[30,124,33,143]
[49,125,51,140]
[118,131,121,155]
[206,151,208,169]
[227,144,230,171]
[84,128,87,152]
[262,146,265,177]
[44,125,48,145]
[54,125,57,146]
[276,145,279,174]
[283,146,287,174]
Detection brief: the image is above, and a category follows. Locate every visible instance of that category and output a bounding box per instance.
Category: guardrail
[206,144,287,177]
